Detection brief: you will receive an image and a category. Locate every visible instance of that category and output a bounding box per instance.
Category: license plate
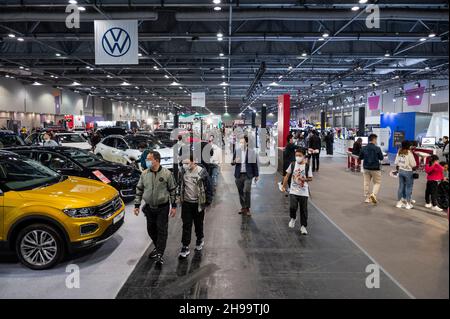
[113,211,125,224]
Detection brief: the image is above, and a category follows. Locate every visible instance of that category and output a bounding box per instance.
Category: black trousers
[143,204,169,256]
[181,201,205,247]
[425,181,439,206]
[289,194,308,227]
[311,153,320,172]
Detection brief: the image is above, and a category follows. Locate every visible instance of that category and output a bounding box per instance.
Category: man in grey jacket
[134,151,177,266]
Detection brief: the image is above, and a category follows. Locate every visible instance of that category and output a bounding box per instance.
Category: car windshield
[124,135,164,150]
[61,148,104,168]
[57,134,86,143]
[0,134,25,148]
[0,156,62,191]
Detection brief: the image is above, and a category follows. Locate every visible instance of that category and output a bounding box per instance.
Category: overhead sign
[95,20,138,65]
[191,92,206,108]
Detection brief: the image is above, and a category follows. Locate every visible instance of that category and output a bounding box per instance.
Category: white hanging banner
[95,20,138,65]
[191,92,206,107]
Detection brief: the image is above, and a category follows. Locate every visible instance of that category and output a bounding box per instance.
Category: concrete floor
[117,165,410,299]
[308,155,449,299]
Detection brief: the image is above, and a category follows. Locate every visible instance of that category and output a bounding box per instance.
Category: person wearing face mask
[281,148,313,235]
[134,151,178,266]
[232,135,259,216]
[178,154,213,259]
[42,132,59,147]
[138,142,150,171]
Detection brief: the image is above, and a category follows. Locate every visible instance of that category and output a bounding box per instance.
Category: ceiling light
[8,33,15,38]
[121,81,131,86]
[217,37,223,41]
[318,37,325,41]
[32,81,42,86]
[288,66,293,70]
[220,66,225,70]
[269,82,280,86]
[428,32,436,38]
[220,82,229,86]
[164,75,169,79]
[170,81,181,86]
[71,81,81,86]
[322,31,330,38]
[384,52,391,57]
[214,6,222,11]
[138,53,142,57]
[213,0,221,4]
[19,66,24,69]
[301,51,308,57]
[55,53,61,57]
[419,37,427,42]
[17,37,24,42]
[217,32,223,38]
[153,66,159,70]
[431,93,436,97]
[351,6,360,11]
[222,75,226,78]
[359,0,368,3]
[219,53,224,57]
[69,0,77,4]
[424,66,430,70]
[77,6,86,11]
[106,75,112,78]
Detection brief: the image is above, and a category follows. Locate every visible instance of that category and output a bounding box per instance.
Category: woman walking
[425,155,445,212]
[394,141,417,209]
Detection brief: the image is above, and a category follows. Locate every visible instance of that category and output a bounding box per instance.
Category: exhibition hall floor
[0,156,448,299]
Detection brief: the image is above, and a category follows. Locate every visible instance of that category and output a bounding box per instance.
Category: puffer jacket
[178,165,213,211]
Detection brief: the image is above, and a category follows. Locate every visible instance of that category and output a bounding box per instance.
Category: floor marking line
[310,200,416,299]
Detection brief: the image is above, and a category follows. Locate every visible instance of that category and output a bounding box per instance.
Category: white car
[25,132,91,150]
[94,134,174,170]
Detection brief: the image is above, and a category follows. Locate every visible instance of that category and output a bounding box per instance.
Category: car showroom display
[5,146,141,201]
[0,150,125,270]
[94,134,174,169]
[25,131,91,150]
[0,130,25,148]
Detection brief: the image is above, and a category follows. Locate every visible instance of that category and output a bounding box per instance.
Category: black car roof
[0,130,16,135]
[4,145,85,152]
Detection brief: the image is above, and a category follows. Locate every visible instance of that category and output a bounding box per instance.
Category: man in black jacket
[308,131,322,172]
[232,136,259,216]
[359,134,384,204]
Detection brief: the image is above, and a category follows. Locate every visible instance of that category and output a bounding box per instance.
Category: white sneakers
[288,218,296,228]
[364,197,371,203]
[425,203,433,208]
[405,203,414,210]
[288,219,308,235]
[432,206,443,212]
[396,201,405,208]
[300,226,308,235]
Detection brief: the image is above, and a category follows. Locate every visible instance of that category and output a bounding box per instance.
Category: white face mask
[182,163,190,170]
[296,156,304,163]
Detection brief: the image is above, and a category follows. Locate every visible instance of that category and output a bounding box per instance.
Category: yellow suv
[0,150,125,270]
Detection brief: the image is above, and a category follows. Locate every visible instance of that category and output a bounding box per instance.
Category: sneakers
[300,226,308,235]
[432,206,443,212]
[148,248,158,259]
[411,199,416,204]
[425,203,433,208]
[369,193,378,204]
[178,246,191,259]
[288,218,296,228]
[405,203,414,210]
[155,254,164,266]
[364,197,371,203]
[195,239,205,251]
[396,201,405,208]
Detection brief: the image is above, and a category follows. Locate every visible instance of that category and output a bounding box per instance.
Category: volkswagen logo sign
[102,27,131,57]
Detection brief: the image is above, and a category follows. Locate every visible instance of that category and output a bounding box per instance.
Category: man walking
[207,135,221,192]
[308,130,322,172]
[359,134,384,204]
[178,155,213,259]
[232,136,259,216]
[134,151,178,266]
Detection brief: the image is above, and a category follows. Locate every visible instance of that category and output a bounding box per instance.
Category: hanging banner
[191,92,206,107]
[367,90,382,111]
[95,20,138,65]
[404,80,427,106]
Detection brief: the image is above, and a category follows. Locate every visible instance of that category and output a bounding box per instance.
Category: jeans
[235,173,253,209]
[398,170,414,201]
[143,204,169,256]
[181,201,205,246]
[289,195,309,227]
[425,181,439,206]
[209,164,219,188]
[363,170,382,198]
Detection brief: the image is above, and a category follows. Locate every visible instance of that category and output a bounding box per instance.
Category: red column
[278,94,291,148]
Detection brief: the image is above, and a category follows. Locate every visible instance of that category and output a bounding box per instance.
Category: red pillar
[278,94,291,148]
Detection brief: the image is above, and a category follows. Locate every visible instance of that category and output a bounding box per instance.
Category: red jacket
[425,163,444,181]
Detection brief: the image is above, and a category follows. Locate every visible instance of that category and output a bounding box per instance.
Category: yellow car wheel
[15,224,65,270]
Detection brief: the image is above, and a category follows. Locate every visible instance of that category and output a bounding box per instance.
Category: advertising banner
[191,92,206,108]
[367,90,382,111]
[95,20,138,65]
[404,80,427,107]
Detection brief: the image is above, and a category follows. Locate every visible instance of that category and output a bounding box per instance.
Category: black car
[152,130,177,147]
[97,127,127,138]
[5,146,141,201]
[0,130,25,148]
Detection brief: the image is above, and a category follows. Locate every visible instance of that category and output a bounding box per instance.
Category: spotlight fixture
[351,6,360,11]
[8,33,15,38]
[359,0,368,3]
[55,53,61,57]
[428,32,436,38]
[322,31,330,38]
[213,0,221,4]
[213,6,221,11]
[419,37,427,42]
[384,52,391,57]
[17,37,24,42]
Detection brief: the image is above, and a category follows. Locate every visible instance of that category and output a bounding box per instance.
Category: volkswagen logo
[102,27,131,57]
